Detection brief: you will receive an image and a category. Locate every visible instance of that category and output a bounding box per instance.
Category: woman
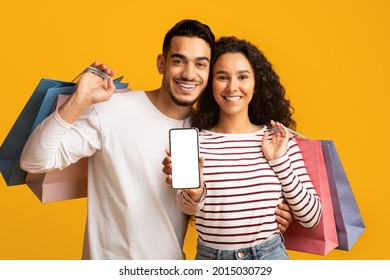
[164,36,322,260]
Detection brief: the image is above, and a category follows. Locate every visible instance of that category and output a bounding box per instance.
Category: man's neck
[144,88,193,120]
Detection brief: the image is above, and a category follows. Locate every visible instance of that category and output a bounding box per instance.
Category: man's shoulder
[92,90,146,112]
[103,89,145,103]
[112,89,145,98]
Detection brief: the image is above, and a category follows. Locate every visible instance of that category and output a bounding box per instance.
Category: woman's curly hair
[191,36,296,131]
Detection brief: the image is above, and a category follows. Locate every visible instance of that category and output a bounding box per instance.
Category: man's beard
[168,90,200,107]
[163,81,201,107]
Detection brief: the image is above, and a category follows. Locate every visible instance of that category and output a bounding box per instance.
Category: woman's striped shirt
[177,127,322,250]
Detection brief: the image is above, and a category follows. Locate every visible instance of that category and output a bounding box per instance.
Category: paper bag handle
[270,127,310,140]
[71,66,111,83]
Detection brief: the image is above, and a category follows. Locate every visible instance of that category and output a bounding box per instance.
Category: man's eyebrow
[171,53,210,62]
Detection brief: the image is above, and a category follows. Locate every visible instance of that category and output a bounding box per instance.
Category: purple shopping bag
[321,140,365,251]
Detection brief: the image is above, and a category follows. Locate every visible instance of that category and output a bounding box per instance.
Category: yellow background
[0,0,389,260]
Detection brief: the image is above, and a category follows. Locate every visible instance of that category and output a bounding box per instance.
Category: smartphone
[85,66,111,79]
[169,128,201,189]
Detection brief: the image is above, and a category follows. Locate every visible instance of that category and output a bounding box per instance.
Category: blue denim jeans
[195,234,289,260]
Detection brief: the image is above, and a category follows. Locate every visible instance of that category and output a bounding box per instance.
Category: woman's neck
[210,114,261,134]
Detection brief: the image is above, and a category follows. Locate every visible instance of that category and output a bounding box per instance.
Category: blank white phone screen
[169,128,200,189]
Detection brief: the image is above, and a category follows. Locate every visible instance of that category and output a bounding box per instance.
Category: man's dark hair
[162,19,215,57]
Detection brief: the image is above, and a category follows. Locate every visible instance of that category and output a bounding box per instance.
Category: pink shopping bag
[24,94,87,202]
[25,158,87,203]
[283,139,338,255]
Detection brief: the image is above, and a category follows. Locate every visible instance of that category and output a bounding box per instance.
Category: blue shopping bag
[321,140,365,251]
[0,75,128,186]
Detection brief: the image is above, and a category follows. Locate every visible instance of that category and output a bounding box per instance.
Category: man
[20,19,291,259]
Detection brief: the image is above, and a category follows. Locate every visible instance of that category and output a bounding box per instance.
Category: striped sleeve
[176,186,207,216]
[268,138,322,228]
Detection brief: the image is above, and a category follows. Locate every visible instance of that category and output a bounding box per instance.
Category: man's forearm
[58,92,91,124]
[20,111,73,173]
